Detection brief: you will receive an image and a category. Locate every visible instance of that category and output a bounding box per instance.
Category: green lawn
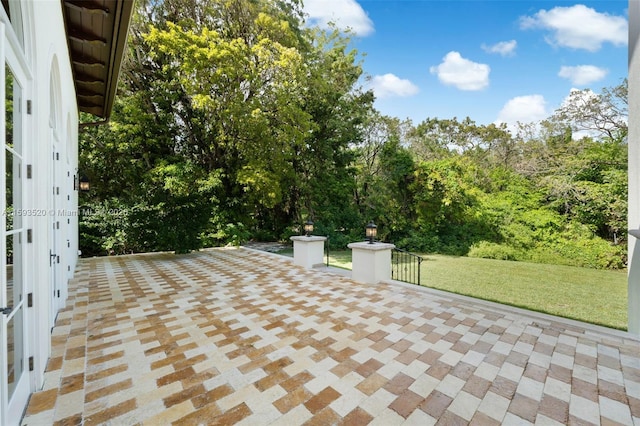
[319,250,627,331]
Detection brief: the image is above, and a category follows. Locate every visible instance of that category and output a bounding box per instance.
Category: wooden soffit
[61,0,135,119]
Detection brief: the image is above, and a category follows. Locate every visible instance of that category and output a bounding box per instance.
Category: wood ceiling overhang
[61,0,135,119]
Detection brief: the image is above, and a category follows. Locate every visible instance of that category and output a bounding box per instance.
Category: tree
[408,157,493,254]
[541,137,627,242]
[79,0,372,253]
[352,111,415,242]
[281,26,373,244]
[79,2,627,269]
[551,79,628,141]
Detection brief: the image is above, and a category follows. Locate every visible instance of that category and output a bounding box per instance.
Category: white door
[50,129,63,325]
[1,22,30,424]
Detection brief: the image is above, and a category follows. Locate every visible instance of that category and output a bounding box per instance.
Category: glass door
[1,19,29,425]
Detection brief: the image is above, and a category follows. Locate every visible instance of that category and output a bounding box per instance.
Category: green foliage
[412,158,478,230]
[79,199,135,256]
[202,222,250,247]
[80,0,372,254]
[353,113,416,244]
[397,157,495,255]
[79,2,627,270]
[465,166,626,268]
[538,136,627,242]
[468,211,625,269]
[468,242,521,261]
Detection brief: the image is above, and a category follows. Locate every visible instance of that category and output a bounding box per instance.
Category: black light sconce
[365,221,377,244]
[304,219,314,237]
[79,175,90,192]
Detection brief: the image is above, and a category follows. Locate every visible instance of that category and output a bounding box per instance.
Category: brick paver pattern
[21,247,640,425]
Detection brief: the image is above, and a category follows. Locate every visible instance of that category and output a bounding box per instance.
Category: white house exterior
[0,1,132,423]
[0,0,635,423]
[629,0,640,336]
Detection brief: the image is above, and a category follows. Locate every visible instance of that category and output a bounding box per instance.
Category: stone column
[348,241,395,284]
[290,236,327,269]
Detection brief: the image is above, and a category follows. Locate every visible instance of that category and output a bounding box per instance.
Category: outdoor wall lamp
[79,175,90,192]
[304,219,314,237]
[366,220,377,244]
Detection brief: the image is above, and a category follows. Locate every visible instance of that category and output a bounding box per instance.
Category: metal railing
[325,236,330,267]
[391,248,423,286]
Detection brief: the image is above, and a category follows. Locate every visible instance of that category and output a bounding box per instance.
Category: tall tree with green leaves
[353,111,414,242]
[80,0,373,253]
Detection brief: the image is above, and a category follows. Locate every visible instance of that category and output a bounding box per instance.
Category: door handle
[50,250,57,266]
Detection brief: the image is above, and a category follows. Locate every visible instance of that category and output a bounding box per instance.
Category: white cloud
[481,40,517,56]
[429,51,490,91]
[520,4,627,52]
[369,74,419,99]
[496,95,548,129]
[303,0,374,36]
[558,65,609,86]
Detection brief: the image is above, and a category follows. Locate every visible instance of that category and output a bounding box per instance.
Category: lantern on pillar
[304,219,314,237]
[365,221,377,244]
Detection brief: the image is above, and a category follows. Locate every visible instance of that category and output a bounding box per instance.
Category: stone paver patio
[20,247,640,425]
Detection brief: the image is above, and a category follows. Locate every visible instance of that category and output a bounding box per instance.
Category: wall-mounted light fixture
[79,175,90,192]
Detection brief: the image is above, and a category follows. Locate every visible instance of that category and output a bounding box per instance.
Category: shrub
[202,222,250,247]
[79,199,136,256]
[468,241,520,261]
[397,233,441,253]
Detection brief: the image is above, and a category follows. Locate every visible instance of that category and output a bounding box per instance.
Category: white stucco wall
[25,0,79,388]
[628,0,639,335]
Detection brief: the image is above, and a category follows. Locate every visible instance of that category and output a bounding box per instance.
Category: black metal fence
[325,236,330,267]
[391,248,423,286]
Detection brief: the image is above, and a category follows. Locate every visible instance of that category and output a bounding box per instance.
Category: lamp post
[304,219,314,237]
[365,221,377,244]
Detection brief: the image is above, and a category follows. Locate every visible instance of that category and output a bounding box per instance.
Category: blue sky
[302,1,628,128]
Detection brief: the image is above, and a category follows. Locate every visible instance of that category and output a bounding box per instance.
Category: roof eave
[101,0,134,120]
[62,0,135,120]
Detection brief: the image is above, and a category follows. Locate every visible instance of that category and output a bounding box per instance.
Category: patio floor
[20,247,640,425]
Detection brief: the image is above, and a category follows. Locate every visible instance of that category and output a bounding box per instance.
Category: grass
[420,254,627,331]
[318,250,627,331]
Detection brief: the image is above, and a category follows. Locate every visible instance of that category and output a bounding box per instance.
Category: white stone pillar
[290,236,327,269]
[629,0,640,335]
[348,241,395,284]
